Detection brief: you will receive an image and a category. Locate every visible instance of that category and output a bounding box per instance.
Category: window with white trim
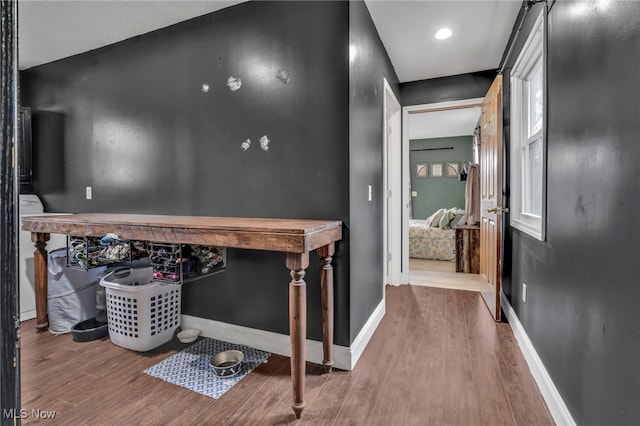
[510,10,546,241]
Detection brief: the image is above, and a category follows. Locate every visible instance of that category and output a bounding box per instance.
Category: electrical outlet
[86,186,92,200]
[522,283,527,303]
[411,191,417,197]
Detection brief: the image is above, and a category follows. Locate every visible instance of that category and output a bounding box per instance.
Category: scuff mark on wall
[259,135,270,151]
[201,83,210,93]
[576,195,586,215]
[241,139,251,151]
[227,76,242,91]
[276,70,291,84]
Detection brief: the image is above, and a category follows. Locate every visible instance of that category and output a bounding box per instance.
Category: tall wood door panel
[479,76,503,321]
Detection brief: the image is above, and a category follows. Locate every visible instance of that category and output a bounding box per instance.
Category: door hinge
[386,126,392,135]
[387,190,392,198]
[387,252,392,261]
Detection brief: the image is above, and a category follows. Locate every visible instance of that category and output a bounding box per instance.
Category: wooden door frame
[401,98,484,284]
[383,78,401,287]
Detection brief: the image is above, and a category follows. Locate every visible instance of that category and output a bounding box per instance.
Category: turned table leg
[318,243,335,373]
[286,252,309,419]
[32,232,50,331]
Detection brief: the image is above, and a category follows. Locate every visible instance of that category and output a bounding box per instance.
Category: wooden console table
[21,213,342,419]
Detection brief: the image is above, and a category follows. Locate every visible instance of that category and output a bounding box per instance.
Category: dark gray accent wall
[400,70,496,106]
[348,1,399,340]
[22,1,352,346]
[503,2,640,424]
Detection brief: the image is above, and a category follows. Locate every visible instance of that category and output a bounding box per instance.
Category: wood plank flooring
[410,258,482,292]
[20,285,553,425]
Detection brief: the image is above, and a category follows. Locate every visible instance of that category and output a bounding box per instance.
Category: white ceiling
[18,1,520,139]
[19,1,522,80]
[408,107,481,140]
[365,0,522,83]
[18,0,247,70]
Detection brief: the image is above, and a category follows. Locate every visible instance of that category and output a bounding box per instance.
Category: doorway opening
[400,98,483,292]
[383,78,402,287]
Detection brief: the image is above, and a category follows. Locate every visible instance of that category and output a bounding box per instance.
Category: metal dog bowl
[210,350,244,378]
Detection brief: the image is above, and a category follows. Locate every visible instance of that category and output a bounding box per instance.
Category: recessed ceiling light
[435,28,452,40]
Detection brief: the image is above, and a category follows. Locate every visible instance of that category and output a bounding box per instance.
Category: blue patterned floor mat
[144,337,270,399]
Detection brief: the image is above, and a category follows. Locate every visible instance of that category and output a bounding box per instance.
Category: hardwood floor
[410,258,482,292]
[20,285,553,425]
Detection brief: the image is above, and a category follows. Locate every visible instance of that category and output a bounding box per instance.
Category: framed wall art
[446,162,460,178]
[416,163,428,178]
[430,162,443,178]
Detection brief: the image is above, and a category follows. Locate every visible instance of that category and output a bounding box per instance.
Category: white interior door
[383,79,401,285]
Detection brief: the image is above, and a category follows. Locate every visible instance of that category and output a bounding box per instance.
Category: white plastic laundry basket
[100,267,181,351]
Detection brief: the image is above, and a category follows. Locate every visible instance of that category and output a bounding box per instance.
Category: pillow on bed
[439,207,460,229]
[425,208,447,227]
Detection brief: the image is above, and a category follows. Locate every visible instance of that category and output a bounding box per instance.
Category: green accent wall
[410,136,473,219]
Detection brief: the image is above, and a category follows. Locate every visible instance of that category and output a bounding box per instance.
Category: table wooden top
[21,213,342,253]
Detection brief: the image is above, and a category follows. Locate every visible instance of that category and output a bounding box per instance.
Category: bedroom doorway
[383,78,402,286]
[401,99,483,291]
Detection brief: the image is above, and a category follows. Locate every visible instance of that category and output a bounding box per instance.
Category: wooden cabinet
[455,224,480,274]
[19,106,33,193]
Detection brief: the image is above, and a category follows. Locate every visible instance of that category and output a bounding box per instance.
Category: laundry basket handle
[112,267,133,279]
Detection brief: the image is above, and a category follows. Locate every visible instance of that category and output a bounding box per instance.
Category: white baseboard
[348,298,385,369]
[20,309,36,322]
[500,291,576,426]
[181,298,385,372]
